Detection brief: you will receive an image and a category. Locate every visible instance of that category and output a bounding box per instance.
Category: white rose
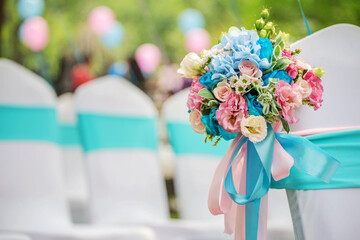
[189,110,205,134]
[241,116,268,143]
[296,77,312,98]
[213,80,233,102]
[177,52,204,78]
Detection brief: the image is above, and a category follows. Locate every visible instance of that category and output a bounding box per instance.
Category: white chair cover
[286,24,360,240]
[162,89,225,222]
[0,233,31,240]
[0,59,156,240]
[58,93,89,223]
[163,89,294,239]
[0,58,70,229]
[74,75,169,224]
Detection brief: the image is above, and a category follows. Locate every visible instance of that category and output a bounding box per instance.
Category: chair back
[74,76,168,224]
[0,59,70,229]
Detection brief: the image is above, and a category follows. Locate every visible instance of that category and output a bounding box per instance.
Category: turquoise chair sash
[59,124,81,146]
[271,129,360,190]
[78,113,158,153]
[0,105,58,143]
[167,122,230,156]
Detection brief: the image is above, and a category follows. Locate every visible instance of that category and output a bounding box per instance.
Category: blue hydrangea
[208,27,272,83]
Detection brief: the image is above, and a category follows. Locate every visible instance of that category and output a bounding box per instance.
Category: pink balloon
[21,16,49,52]
[135,43,162,74]
[88,6,116,36]
[185,28,211,55]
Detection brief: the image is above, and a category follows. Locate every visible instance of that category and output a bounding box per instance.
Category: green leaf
[198,88,215,100]
[274,45,281,59]
[280,117,290,133]
[313,67,326,78]
[273,57,293,70]
[208,100,220,108]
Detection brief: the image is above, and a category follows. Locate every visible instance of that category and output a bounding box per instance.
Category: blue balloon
[177,9,205,34]
[100,22,125,49]
[108,62,128,77]
[17,0,44,19]
[18,22,25,42]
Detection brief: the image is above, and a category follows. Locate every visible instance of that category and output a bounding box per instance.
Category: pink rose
[213,80,233,102]
[216,92,248,133]
[303,71,323,110]
[295,78,312,98]
[238,60,262,78]
[275,81,302,123]
[286,63,298,79]
[189,110,205,134]
[187,77,204,111]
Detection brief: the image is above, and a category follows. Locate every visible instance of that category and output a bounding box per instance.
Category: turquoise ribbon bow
[224,124,339,240]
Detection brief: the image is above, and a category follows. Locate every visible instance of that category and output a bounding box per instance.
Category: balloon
[88,6,116,36]
[20,16,49,52]
[100,22,125,49]
[108,61,128,77]
[177,9,205,34]
[71,64,95,89]
[185,28,211,55]
[135,43,162,75]
[17,0,44,19]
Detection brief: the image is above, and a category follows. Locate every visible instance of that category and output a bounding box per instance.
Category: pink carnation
[281,50,295,61]
[275,81,302,123]
[216,93,248,133]
[286,63,298,79]
[303,71,323,110]
[187,77,204,111]
[282,50,312,71]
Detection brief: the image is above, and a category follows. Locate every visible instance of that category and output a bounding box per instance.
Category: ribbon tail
[276,133,340,182]
[208,136,243,215]
[271,139,294,181]
[245,198,261,240]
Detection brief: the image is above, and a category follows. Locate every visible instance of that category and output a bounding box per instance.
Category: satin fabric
[167,122,230,156]
[0,105,58,143]
[77,113,158,152]
[59,124,81,146]
[271,128,360,189]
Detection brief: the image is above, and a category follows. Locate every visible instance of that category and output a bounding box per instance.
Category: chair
[283,24,360,240]
[58,93,89,223]
[75,76,238,240]
[163,89,294,239]
[0,58,156,240]
[0,233,31,240]
[74,75,169,225]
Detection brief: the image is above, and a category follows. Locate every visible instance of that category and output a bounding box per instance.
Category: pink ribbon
[208,126,360,239]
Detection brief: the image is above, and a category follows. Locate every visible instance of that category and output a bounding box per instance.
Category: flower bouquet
[179,9,325,144]
[178,9,338,240]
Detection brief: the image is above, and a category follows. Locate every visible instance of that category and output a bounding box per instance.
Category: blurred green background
[0,0,359,94]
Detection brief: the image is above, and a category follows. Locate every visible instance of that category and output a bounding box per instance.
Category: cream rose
[296,77,312,98]
[238,60,262,78]
[213,80,233,102]
[177,52,204,79]
[189,110,205,134]
[240,116,267,143]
